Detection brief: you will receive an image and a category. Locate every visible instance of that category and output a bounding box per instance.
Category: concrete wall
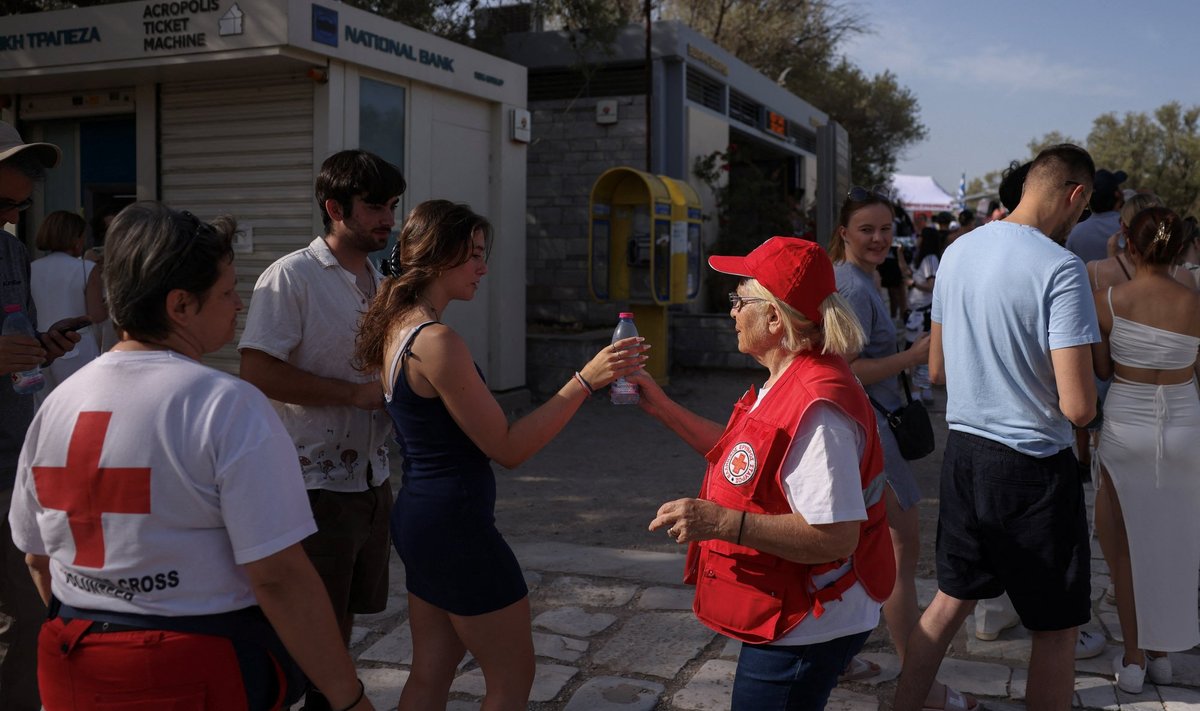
[526,94,647,328]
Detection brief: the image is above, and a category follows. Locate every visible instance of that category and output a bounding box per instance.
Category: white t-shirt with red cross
[9,350,317,616]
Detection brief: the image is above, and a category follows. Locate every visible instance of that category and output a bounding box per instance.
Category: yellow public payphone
[588,167,702,383]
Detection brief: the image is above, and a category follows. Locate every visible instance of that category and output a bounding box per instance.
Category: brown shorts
[303,479,392,617]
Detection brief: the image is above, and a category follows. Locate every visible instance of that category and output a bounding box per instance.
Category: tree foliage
[972,105,1200,217]
[1087,102,1200,217]
[659,0,927,187]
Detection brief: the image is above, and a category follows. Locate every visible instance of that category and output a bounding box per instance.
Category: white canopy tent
[891,174,956,214]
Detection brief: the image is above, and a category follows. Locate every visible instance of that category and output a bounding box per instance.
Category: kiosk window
[359,78,406,174]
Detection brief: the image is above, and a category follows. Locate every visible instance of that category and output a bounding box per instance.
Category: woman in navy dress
[354,200,647,711]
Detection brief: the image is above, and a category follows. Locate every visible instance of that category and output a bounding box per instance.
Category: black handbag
[868,371,935,460]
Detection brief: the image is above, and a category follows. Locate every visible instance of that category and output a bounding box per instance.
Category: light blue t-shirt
[932,221,1100,457]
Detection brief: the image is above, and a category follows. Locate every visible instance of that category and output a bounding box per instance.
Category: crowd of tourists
[1,118,1197,711]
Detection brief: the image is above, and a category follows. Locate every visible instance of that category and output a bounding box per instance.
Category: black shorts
[935,431,1091,631]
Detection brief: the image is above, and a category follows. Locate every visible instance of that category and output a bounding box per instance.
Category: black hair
[315,150,407,232]
[103,202,235,340]
[998,160,1031,212]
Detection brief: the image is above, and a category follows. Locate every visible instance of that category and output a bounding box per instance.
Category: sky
[838,0,1199,196]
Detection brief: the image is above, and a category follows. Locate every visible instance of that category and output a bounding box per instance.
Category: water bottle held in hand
[2,305,45,395]
[610,312,639,405]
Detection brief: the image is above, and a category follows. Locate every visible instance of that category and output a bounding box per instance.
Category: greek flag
[957,173,966,211]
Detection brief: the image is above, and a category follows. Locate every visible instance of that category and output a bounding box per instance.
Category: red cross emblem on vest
[724,442,757,485]
[32,411,152,569]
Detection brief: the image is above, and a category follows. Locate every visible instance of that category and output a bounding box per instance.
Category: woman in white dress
[29,211,106,394]
[1092,206,1200,693]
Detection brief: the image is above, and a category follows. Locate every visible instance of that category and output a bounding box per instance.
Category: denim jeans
[731,629,871,710]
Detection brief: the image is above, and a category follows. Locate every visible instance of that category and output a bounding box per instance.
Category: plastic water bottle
[610,312,639,405]
[2,305,45,395]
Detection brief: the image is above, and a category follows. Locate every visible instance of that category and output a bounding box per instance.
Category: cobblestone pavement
[348,369,1200,710]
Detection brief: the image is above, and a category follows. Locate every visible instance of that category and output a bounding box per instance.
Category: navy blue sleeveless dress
[385,322,528,616]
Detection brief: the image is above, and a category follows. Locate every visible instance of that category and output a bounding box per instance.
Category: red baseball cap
[708,236,836,323]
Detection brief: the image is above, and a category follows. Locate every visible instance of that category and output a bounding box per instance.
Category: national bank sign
[310,3,454,73]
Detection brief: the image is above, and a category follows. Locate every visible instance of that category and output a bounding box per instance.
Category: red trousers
[38,617,282,710]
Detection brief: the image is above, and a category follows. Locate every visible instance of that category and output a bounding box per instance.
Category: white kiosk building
[0,0,529,388]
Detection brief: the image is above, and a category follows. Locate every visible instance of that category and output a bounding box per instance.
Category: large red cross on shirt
[32,411,152,569]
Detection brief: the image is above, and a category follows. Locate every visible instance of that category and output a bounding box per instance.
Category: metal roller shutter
[160,73,314,375]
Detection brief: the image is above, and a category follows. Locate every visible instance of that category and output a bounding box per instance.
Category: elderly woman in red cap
[632,236,895,708]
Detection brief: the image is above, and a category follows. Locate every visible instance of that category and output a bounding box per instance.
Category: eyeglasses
[729,292,768,312]
[847,185,892,203]
[1063,181,1092,223]
[0,197,33,214]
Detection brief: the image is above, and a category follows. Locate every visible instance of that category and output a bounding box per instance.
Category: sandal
[922,685,979,711]
[838,655,882,682]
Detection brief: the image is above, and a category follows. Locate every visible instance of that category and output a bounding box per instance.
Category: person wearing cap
[0,120,85,711]
[1065,168,1127,262]
[894,144,1099,711]
[633,236,895,707]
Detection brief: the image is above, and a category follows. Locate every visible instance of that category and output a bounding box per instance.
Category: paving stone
[538,575,638,608]
[360,667,408,710]
[533,606,618,637]
[1100,612,1125,643]
[720,638,740,660]
[451,662,578,702]
[637,585,694,610]
[1074,675,1118,709]
[1161,684,1200,709]
[513,541,684,585]
[446,702,476,711]
[671,659,735,710]
[1092,558,1111,576]
[935,657,1010,697]
[593,612,717,679]
[359,623,413,664]
[856,652,900,685]
[563,676,665,711]
[1115,689,1166,711]
[916,577,939,610]
[964,618,1031,662]
[1076,645,1123,675]
[1011,667,1026,700]
[349,624,371,647]
[1171,651,1200,686]
[826,686,879,710]
[524,569,544,592]
[532,631,589,662]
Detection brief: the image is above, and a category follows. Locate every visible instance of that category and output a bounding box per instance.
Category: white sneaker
[1112,653,1145,694]
[1147,654,1172,685]
[1076,630,1106,659]
[975,600,1021,641]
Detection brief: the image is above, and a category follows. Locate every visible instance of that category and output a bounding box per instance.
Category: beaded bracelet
[335,678,365,711]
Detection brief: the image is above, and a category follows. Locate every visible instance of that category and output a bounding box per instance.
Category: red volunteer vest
[685,352,895,644]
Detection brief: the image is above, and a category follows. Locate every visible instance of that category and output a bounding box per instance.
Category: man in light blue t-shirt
[894,145,1100,711]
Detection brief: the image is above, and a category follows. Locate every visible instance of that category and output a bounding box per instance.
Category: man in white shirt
[240,150,405,711]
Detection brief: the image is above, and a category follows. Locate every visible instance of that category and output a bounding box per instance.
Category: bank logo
[723,442,757,486]
[312,4,338,47]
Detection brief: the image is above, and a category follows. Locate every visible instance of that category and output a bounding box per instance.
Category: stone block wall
[669,313,756,370]
[526,94,648,329]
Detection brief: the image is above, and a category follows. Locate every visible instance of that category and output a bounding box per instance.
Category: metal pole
[644,0,652,172]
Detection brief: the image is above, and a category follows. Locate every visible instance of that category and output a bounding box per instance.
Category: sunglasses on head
[0,197,33,213]
[847,185,892,203]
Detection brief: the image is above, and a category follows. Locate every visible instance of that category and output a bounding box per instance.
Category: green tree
[1087,102,1200,216]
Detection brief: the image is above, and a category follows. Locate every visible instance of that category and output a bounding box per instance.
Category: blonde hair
[743,280,865,357]
[1119,192,1162,229]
